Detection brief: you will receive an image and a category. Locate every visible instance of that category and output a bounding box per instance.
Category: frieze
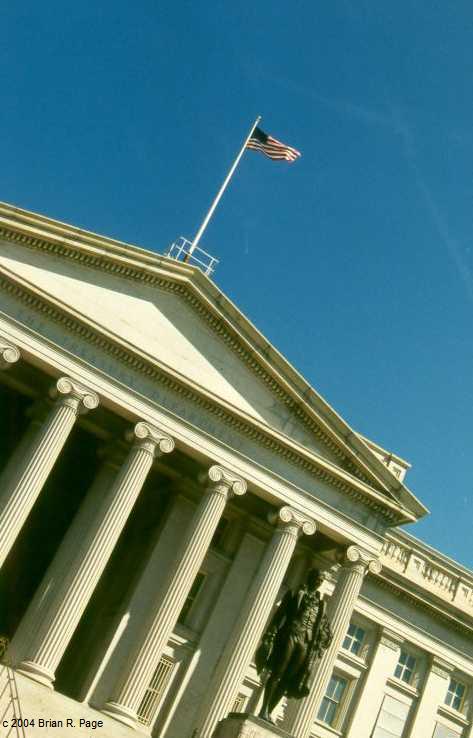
[374,576,473,639]
[0,271,403,526]
[0,222,392,494]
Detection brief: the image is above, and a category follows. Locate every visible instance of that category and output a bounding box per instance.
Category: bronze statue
[255,568,332,723]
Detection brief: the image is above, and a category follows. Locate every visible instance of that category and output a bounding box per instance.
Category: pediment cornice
[0,203,426,522]
[0,268,414,526]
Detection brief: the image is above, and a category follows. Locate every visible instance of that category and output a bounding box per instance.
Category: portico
[3,202,464,738]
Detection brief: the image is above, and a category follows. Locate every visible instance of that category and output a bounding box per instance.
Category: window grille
[372,694,409,738]
[178,572,206,624]
[317,674,347,727]
[394,649,416,684]
[342,623,365,656]
[445,678,466,711]
[433,722,462,738]
[137,655,175,726]
[232,693,247,713]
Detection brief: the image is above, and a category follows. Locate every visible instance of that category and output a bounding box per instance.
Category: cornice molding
[430,655,454,679]
[0,221,401,499]
[379,626,404,651]
[0,270,409,526]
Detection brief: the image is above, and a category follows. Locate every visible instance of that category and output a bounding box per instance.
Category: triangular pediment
[0,202,428,523]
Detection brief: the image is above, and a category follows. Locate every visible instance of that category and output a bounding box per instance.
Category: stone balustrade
[381,533,473,616]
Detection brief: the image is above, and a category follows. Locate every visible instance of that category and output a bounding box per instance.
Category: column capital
[127,421,175,456]
[269,506,316,538]
[341,545,382,575]
[0,338,20,369]
[206,465,247,497]
[51,377,99,413]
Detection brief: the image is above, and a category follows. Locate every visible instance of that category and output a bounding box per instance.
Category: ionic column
[193,506,316,738]
[9,422,174,688]
[8,453,121,666]
[409,656,454,738]
[0,376,99,570]
[169,531,266,738]
[102,465,247,728]
[284,546,382,738]
[346,627,403,738]
[0,338,20,370]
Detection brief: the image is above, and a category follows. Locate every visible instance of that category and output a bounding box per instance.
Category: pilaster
[345,627,403,738]
[193,506,316,738]
[409,655,454,738]
[102,465,247,728]
[165,531,266,738]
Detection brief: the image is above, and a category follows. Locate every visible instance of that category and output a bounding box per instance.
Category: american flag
[246,126,301,162]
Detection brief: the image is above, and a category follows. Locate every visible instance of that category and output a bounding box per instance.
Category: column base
[15,660,55,689]
[213,713,293,738]
[101,701,138,729]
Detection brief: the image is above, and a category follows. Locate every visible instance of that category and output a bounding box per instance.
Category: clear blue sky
[2,2,473,566]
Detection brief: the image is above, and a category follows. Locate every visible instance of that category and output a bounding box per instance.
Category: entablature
[0,315,385,557]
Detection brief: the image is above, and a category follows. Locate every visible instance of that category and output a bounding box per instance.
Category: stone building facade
[0,201,471,738]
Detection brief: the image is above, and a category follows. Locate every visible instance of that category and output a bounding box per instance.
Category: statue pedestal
[213,713,293,738]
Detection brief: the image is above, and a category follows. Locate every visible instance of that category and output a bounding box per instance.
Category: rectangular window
[342,623,366,656]
[394,650,416,684]
[433,723,462,738]
[232,693,247,713]
[445,678,466,712]
[372,695,410,738]
[137,655,175,726]
[178,572,206,624]
[317,674,347,727]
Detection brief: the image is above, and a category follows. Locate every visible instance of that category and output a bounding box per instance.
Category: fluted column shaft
[103,465,247,728]
[8,459,119,666]
[284,546,381,738]
[0,377,99,570]
[9,422,174,688]
[193,506,316,738]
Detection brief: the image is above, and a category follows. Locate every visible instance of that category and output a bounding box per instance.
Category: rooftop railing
[164,237,219,277]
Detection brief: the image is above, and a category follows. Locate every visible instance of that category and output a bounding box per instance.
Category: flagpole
[184,115,261,261]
